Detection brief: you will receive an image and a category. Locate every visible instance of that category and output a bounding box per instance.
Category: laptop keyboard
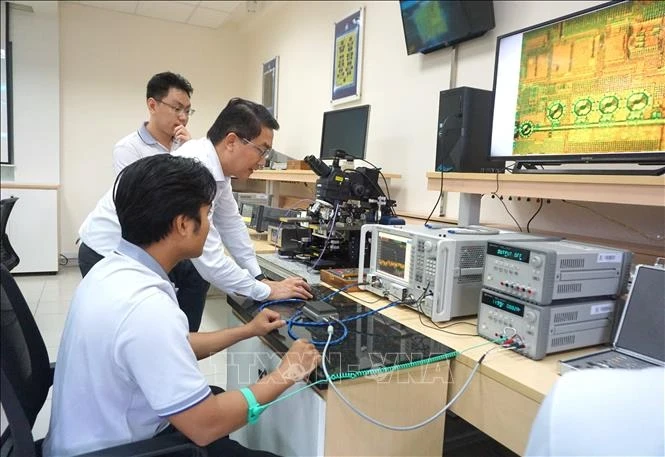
[582,353,655,369]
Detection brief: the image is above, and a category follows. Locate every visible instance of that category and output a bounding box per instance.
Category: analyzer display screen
[377,232,412,280]
[481,291,525,317]
[487,242,530,263]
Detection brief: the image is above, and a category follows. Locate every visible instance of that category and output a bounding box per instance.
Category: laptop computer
[559,264,665,374]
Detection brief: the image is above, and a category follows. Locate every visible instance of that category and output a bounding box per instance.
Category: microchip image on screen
[399,0,495,55]
[492,1,665,160]
[377,233,412,280]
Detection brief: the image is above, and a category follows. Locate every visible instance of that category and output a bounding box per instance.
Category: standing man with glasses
[78,96,312,333]
[171,97,312,303]
[79,71,212,332]
[113,71,195,174]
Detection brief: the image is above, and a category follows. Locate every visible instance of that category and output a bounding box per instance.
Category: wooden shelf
[1,183,60,190]
[249,169,401,184]
[426,172,665,207]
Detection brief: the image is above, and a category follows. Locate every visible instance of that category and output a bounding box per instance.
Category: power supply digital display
[487,242,530,263]
[481,291,525,317]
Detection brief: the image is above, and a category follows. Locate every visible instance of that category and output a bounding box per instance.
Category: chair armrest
[72,433,206,457]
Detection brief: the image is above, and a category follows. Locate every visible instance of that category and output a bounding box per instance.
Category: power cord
[488,171,523,232]
[414,287,478,336]
[526,198,544,233]
[256,336,506,417]
[561,199,664,242]
[321,330,507,431]
[308,202,340,272]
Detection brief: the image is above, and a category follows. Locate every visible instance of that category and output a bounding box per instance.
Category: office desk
[242,245,600,455]
[334,290,602,455]
[226,285,452,456]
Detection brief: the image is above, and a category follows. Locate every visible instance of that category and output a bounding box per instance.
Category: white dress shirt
[173,137,270,300]
[525,367,665,456]
[78,137,271,300]
[42,240,211,457]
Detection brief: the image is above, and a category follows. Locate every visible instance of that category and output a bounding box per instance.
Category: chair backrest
[0,198,18,235]
[0,198,20,271]
[0,264,51,457]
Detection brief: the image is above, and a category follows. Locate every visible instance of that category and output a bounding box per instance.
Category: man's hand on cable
[264,277,313,300]
[276,339,321,383]
[246,308,286,337]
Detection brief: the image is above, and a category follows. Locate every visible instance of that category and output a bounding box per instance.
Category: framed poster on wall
[331,7,364,105]
[262,56,279,118]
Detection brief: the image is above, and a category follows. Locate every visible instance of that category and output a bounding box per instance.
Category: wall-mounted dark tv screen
[399,0,495,55]
[489,0,665,173]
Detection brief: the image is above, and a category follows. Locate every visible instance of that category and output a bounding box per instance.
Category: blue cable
[259,293,401,347]
[287,310,348,346]
[289,299,402,329]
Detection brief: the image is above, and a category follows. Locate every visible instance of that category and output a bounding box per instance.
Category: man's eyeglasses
[157,99,196,117]
[241,137,273,159]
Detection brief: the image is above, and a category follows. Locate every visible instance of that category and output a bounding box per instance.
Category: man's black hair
[113,155,216,247]
[146,72,193,100]
[207,98,279,145]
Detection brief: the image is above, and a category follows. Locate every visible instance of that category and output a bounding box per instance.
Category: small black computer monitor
[320,105,370,160]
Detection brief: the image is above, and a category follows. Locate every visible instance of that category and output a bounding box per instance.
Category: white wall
[239,1,455,217]
[237,0,607,216]
[58,2,246,255]
[6,1,59,184]
[236,1,663,254]
[7,1,661,261]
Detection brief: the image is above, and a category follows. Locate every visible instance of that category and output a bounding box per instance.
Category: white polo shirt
[78,137,271,300]
[525,367,665,456]
[42,240,211,457]
[112,122,178,175]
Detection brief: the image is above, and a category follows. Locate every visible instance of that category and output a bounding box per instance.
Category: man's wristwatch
[255,273,267,281]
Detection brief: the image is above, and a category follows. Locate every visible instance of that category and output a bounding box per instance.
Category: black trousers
[157,386,281,457]
[78,242,211,332]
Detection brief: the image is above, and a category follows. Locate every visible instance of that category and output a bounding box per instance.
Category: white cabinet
[226,313,326,456]
[1,187,58,273]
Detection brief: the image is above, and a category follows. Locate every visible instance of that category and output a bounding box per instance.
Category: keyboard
[581,352,655,370]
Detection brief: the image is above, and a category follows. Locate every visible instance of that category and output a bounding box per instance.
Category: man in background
[113,71,194,173]
[78,94,312,332]
[78,71,210,331]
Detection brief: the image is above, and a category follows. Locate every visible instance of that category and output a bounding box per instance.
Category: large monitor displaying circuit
[376,232,412,281]
[489,0,665,167]
[320,105,370,160]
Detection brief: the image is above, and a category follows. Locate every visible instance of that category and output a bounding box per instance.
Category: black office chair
[0,264,207,457]
[0,197,20,271]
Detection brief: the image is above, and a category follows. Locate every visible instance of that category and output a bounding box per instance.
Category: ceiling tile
[187,6,229,28]
[135,1,195,24]
[79,1,138,15]
[198,1,240,13]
